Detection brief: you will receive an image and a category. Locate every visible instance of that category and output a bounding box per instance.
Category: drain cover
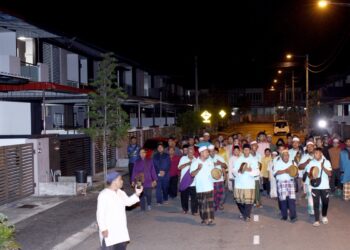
[18,204,38,209]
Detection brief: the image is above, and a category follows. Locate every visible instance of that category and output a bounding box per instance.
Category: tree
[84,53,129,181]
[177,110,202,136]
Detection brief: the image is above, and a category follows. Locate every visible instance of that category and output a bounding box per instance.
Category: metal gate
[0,143,34,206]
[59,136,92,176]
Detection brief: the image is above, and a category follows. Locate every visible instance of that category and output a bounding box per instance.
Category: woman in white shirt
[97,172,143,250]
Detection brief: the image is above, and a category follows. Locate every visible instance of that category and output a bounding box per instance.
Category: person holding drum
[306,148,332,227]
[190,145,215,226]
[273,150,298,222]
[208,144,228,211]
[233,144,260,222]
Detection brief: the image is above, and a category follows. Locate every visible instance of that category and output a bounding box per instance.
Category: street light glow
[286,54,293,59]
[273,79,278,83]
[318,119,327,129]
[318,1,329,8]
[219,110,226,118]
[278,70,282,74]
[201,110,212,123]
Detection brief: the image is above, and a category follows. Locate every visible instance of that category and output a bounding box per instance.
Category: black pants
[263,177,270,195]
[140,187,152,210]
[236,202,253,219]
[168,176,179,198]
[128,163,134,184]
[312,189,330,222]
[330,168,342,192]
[102,239,127,250]
[180,186,198,213]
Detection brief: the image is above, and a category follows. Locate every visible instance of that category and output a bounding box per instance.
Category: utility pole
[305,54,309,132]
[195,56,199,111]
[292,70,295,106]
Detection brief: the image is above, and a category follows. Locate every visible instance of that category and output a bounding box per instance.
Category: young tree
[177,110,202,137]
[84,53,129,181]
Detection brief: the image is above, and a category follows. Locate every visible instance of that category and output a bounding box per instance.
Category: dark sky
[2,0,350,89]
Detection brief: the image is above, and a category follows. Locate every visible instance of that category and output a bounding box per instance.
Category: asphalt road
[76,190,350,250]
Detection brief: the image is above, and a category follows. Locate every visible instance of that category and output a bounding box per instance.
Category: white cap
[198,146,208,153]
[306,141,314,146]
[333,138,339,143]
[208,144,215,150]
[203,132,210,136]
[281,149,289,154]
[199,137,204,141]
[250,141,258,145]
[292,137,300,142]
[272,151,278,155]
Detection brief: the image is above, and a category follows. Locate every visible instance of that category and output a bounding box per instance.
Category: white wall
[0,139,27,146]
[0,32,16,56]
[80,58,88,84]
[0,101,31,135]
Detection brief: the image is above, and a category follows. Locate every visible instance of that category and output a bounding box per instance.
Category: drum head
[288,165,298,177]
[310,166,319,179]
[211,168,222,180]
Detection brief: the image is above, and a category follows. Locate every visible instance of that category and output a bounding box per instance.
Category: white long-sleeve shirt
[233,155,260,189]
[96,188,139,247]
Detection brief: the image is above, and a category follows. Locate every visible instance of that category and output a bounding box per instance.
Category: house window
[344,104,349,116]
[54,113,64,128]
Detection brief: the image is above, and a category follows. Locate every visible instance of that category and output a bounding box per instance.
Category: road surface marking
[253,215,259,222]
[253,235,260,245]
[52,222,97,250]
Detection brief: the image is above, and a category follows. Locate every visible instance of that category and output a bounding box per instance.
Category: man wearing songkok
[273,150,297,222]
[190,146,215,225]
[233,144,260,222]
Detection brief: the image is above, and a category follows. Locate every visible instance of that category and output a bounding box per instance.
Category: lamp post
[286,53,309,131]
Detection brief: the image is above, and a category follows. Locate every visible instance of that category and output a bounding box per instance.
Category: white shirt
[306,158,332,190]
[251,152,262,180]
[229,154,240,180]
[299,153,314,181]
[96,188,139,247]
[190,157,215,193]
[233,155,259,189]
[211,154,226,183]
[178,155,196,187]
[273,159,293,182]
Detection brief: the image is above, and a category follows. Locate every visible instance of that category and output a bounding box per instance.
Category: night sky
[2,0,350,90]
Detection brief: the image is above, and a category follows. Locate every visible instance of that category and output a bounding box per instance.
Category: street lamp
[317,0,350,7]
[286,53,309,131]
[278,70,283,74]
[273,79,278,83]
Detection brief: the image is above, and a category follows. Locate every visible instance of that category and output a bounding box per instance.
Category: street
[75,190,349,250]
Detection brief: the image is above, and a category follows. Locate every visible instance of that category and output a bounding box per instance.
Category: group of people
[97,131,350,249]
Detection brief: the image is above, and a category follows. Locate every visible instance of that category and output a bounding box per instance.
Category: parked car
[273,120,290,135]
[143,137,169,158]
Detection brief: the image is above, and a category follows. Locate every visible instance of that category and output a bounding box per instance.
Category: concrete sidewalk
[0,167,130,250]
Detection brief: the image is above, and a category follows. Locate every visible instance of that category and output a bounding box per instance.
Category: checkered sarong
[197,191,214,221]
[277,180,296,201]
[214,181,224,210]
[234,188,255,204]
[343,182,350,201]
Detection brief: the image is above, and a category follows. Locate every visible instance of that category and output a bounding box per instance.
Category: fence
[0,143,34,205]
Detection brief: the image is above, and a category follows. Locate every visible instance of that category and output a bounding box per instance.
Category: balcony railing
[20,62,38,81]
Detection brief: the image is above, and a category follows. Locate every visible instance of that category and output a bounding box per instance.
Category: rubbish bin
[75,170,87,183]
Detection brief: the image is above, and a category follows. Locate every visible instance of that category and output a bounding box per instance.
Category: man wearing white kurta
[178,146,198,215]
[209,145,227,211]
[97,172,142,249]
[250,141,263,208]
[289,137,303,192]
[233,144,260,221]
[298,141,316,215]
[190,145,215,225]
[306,148,332,227]
[273,150,297,222]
